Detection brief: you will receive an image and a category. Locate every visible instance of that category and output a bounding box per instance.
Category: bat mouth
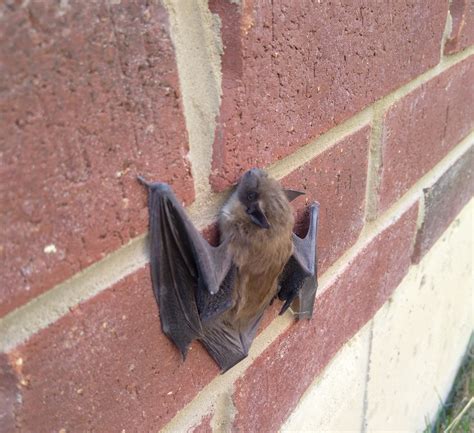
[246,207,270,229]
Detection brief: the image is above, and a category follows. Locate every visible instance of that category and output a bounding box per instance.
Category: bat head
[220,168,300,236]
[236,168,271,229]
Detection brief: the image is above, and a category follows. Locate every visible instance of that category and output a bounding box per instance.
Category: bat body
[219,169,294,329]
[139,169,319,372]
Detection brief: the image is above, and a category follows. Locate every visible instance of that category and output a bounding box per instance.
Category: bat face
[221,168,293,234]
[237,169,270,229]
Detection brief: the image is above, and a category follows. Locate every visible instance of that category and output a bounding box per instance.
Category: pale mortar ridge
[442,2,454,58]
[211,389,237,433]
[364,107,384,222]
[163,0,223,203]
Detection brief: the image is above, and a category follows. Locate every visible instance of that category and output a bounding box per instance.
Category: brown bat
[219,169,295,328]
[139,169,319,372]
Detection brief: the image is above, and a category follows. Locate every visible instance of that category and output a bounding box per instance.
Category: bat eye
[247,192,257,201]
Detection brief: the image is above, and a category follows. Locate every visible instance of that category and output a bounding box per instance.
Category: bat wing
[200,312,262,373]
[141,180,235,361]
[278,202,320,319]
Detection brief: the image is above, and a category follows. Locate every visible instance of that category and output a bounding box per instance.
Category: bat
[138,169,319,372]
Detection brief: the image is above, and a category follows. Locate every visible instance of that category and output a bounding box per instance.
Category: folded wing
[143,181,234,359]
[278,203,319,319]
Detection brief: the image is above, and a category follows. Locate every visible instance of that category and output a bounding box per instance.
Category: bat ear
[284,189,305,202]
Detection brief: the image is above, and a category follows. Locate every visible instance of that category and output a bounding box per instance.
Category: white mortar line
[360,319,375,433]
[441,1,454,60]
[0,47,471,354]
[163,0,223,203]
[210,387,236,433]
[363,107,383,222]
[416,193,427,235]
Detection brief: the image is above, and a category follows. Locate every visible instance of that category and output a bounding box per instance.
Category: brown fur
[219,171,294,329]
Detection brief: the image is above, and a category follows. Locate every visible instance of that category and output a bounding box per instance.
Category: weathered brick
[282,126,370,274]
[445,0,474,54]
[0,1,194,316]
[413,147,473,263]
[209,0,447,191]
[377,57,474,213]
[0,354,20,433]
[7,267,219,433]
[232,204,418,433]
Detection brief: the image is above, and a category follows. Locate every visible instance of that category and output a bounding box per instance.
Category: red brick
[282,126,370,274]
[0,354,20,433]
[232,204,418,433]
[7,267,219,433]
[377,57,474,213]
[445,0,474,54]
[0,1,194,316]
[208,0,448,191]
[413,147,473,263]
[189,414,213,433]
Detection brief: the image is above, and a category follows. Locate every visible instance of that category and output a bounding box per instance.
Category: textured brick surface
[0,354,19,433]
[0,1,194,316]
[377,57,474,213]
[7,267,218,433]
[413,147,473,263]
[445,0,474,54]
[209,0,447,190]
[232,204,418,433]
[282,126,370,273]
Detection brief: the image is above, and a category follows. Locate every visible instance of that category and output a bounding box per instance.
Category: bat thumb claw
[137,175,153,188]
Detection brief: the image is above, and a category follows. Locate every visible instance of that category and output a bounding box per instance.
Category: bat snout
[244,168,265,181]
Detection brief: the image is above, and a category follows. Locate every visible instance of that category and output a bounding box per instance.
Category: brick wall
[0,1,472,432]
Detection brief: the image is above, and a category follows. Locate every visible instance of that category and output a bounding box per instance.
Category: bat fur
[219,169,294,329]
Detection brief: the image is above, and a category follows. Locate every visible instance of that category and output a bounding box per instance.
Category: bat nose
[245,168,264,180]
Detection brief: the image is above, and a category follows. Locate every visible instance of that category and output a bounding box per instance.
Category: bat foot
[289,308,313,320]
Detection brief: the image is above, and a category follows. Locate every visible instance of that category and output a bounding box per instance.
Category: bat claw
[137,176,172,194]
[137,175,152,188]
